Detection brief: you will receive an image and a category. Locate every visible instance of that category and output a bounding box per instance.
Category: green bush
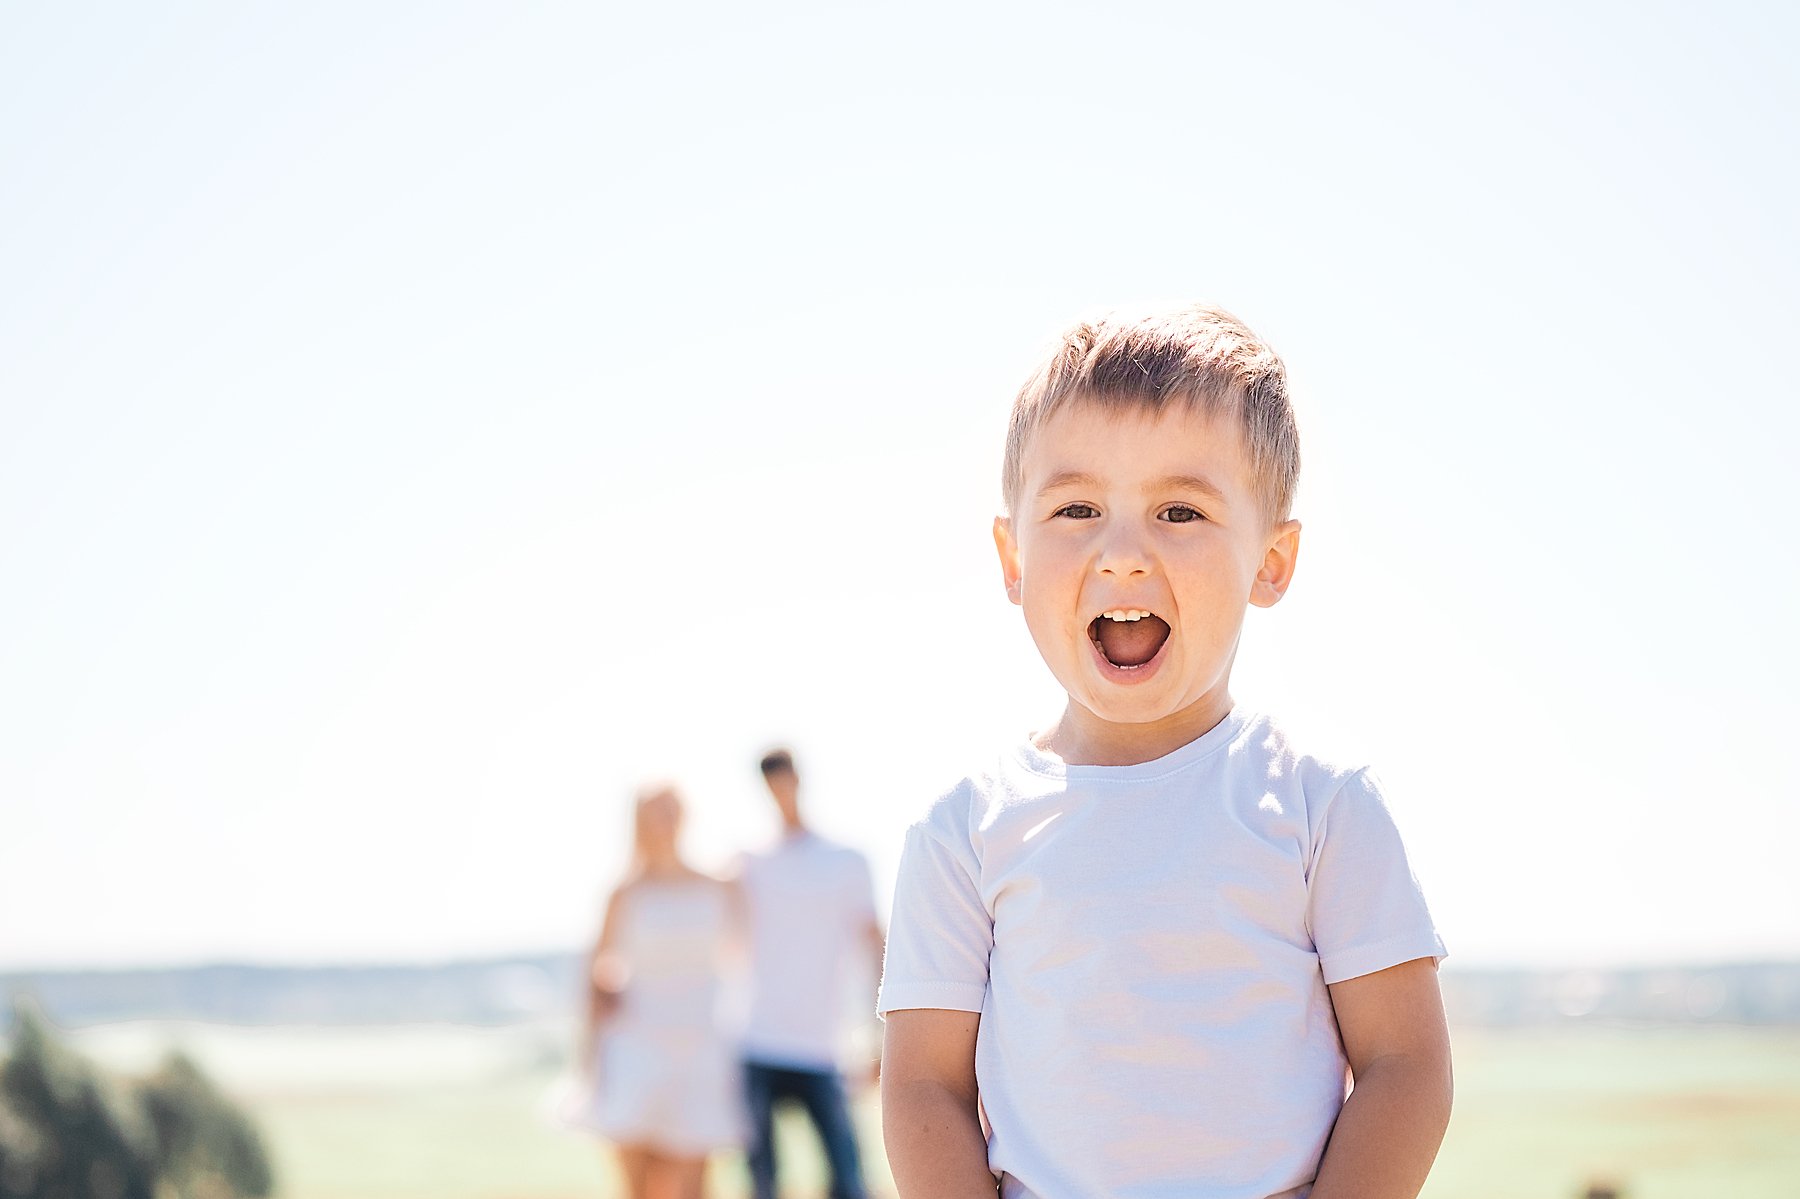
[0,1105,46,1198]
[0,999,273,1199]
[135,1053,273,1199]
[0,1000,157,1199]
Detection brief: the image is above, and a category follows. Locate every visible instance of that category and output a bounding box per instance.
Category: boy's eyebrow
[1154,473,1229,504]
[1036,470,1104,496]
[1036,470,1230,504]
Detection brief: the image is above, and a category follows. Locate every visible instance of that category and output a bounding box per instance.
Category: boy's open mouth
[1089,609,1171,668]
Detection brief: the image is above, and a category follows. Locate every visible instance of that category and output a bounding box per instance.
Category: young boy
[877,305,1451,1199]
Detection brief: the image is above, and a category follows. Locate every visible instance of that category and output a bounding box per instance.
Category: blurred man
[737,749,885,1199]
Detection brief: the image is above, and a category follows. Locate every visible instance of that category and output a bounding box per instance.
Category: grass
[1425,1025,1800,1199]
[67,1021,1800,1199]
[252,1077,889,1199]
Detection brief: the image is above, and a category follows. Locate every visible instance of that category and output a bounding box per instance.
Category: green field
[68,1022,1800,1199]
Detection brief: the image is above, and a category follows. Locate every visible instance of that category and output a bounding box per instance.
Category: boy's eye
[1160,505,1205,524]
[1053,503,1100,519]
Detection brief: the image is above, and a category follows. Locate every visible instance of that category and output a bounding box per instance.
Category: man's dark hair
[758,748,795,777]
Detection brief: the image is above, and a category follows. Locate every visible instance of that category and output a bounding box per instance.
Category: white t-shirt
[877,709,1446,1199]
[739,831,879,1071]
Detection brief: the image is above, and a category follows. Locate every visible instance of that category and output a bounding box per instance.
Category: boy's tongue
[1095,615,1170,667]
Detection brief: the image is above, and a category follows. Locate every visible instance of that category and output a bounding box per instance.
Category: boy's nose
[1096,529,1152,577]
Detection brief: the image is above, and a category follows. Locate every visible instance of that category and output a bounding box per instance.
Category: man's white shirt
[740,831,879,1071]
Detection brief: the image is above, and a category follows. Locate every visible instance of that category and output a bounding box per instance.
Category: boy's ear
[1249,519,1301,609]
[993,515,1023,606]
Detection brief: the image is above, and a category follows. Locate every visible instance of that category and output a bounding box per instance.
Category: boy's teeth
[1102,609,1149,621]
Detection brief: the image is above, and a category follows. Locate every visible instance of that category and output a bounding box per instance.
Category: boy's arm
[882,1008,996,1199]
[1310,957,1453,1199]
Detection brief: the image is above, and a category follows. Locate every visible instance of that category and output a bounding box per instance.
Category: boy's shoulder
[909,749,1012,835]
[909,711,1385,837]
[1237,708,1379,785]
[1227,712,1399,832]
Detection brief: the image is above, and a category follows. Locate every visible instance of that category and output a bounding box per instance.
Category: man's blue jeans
[742,1060,867,1199]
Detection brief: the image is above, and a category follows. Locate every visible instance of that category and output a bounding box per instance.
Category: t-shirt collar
[1011,706,1252,782]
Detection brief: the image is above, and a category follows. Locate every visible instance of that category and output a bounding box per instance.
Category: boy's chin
[1068,676,1227,729]
[1072,687,1190,728]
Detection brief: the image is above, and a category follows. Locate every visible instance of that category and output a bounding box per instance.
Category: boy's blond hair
[1002,304,1300,523]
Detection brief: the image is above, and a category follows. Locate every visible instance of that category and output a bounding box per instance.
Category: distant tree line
[0,999,273,1199]
[0,957,574,1030]
[9,957,1800,1031]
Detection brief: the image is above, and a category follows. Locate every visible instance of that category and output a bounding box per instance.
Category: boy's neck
[1038,691,1236,767]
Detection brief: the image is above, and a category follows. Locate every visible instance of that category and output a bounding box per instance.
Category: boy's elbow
[882,1070,980,1116]
[1417,1046,1454,1129]
[881,1073,986,1168]
[1361,1044,1454,1131]
[1416,1021,1454,1115]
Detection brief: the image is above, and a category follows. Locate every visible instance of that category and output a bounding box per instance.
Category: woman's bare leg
[616,1144,652,1199]
[644,1151,708,1199]
[675,1154,708,1199]
[640,1151,681,1199]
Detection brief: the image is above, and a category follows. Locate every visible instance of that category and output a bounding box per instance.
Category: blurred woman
[573,782,742,1199]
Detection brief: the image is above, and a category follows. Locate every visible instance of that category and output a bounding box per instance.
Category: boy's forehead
[1019,399,1255,487]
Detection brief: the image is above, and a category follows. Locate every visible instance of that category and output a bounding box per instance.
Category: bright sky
[3,3,1796,972]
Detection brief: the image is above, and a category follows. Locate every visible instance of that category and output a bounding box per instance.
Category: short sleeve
[842,846,878,918]
[877,816,992,1016]
[1306,768,1447,985]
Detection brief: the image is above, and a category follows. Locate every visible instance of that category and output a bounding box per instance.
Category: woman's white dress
[573,879,742,1154]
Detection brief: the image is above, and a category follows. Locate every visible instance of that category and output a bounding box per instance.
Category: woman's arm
[1311,957,1453,1199]
[578,884,630,1076]
[882,1008,997,1199]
